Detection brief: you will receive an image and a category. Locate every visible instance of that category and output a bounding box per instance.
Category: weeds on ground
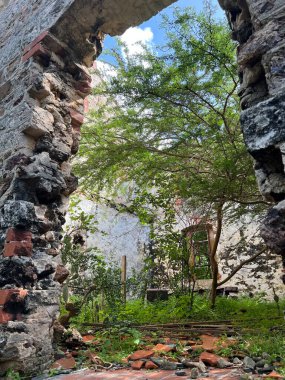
[64,294,285,368]
[90,326,143,363]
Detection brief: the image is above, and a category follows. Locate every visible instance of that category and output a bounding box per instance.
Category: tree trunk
[209,203,223,308]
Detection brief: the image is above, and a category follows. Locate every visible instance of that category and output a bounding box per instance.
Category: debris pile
[48,329,284,379]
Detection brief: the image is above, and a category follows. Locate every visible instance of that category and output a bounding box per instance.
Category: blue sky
[100,0,225,65]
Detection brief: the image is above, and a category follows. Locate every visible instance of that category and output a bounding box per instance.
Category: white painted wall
[75,199,150,276]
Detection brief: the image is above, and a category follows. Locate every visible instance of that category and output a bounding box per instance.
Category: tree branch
[217,247,268,287]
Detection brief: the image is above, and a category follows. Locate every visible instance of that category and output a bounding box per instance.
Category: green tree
[75,4,267,307]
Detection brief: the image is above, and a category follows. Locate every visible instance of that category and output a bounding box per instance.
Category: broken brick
[0,289,20,305]
[51,357,76,370]
[131,360,145,370]
[3,241,33,257]
[200,334,220,351]
[153,343,174,353]
[6,228,32,243]
[69,108,84,129]
[145,360,159,370]
[129,349,155,361]
[200,351,221,367]
[266,371,284,379]
[0,308,13,324]
[82,335,96,343]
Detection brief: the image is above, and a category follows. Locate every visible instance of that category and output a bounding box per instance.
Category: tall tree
[75,4,267,306]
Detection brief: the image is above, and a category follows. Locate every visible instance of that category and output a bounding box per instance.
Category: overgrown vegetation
[63,294,285,367]
[57,2,284,374]
[75,3,270,307]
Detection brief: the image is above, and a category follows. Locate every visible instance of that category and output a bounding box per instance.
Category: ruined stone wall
[0,0,175,375]
[218,0,285,282]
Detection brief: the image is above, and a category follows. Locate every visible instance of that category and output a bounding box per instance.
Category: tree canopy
[76,4,263,219]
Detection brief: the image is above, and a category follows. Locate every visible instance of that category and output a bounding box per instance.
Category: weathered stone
[217,358,232,369]
[190,367,200,379]
[1,0,284,376]
[243,356,256,370]
[182,359,207,373]
[54,264,69,284]
[218,0,285,285]
[51,356,76,370]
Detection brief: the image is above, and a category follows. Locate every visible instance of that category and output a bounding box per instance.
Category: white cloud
[120,26,154,58]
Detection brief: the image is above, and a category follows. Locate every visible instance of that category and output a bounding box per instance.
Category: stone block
[3,241,33,257]
[54,264,69,283]
[1,201,37,228]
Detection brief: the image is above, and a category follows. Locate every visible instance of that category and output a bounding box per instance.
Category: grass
[64,294,285,370]
[115,294,285,326]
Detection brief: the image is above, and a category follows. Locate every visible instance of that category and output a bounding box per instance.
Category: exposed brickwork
[3,241,33,257]
[6,228,32,242]
[0,289,28,324]
[0,0,176,376]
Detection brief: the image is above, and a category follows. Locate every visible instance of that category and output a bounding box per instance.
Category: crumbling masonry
[0,0,285,376]
[0,0,175,375]
[218,0,285,278]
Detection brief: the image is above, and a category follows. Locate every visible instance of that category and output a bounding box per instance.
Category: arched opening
[1,0,285,376]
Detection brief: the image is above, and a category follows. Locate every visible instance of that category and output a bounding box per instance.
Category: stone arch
[0,0,285,375]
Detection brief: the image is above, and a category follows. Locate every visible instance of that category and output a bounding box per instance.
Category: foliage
[61,197,122,319]
[77,4,263,214]
[68,292,285,326]
[68,294,285,367]
[73,3,270,304]
[5,370,23,380]
[92,326,143,362]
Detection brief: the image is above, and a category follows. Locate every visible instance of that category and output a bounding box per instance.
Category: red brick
[23,31,49,54]
[0,289,28,313]
[51,357,76,370]
[22,43,50,62]
[153,343,174,353]
[129,349,155,361]
[69,108,84,128]
[200,351,221,366]
[0,308,13,324]
[6,228,32,243]
[0,289,19,305]
[145,360,159,370]
[265,371,284,379]
[131,360,144,370]
[74,81,92,95]
[3,241,33,257]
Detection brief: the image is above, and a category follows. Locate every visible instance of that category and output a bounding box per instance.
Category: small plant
[92,326,143,363]
[5,369,22,380]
